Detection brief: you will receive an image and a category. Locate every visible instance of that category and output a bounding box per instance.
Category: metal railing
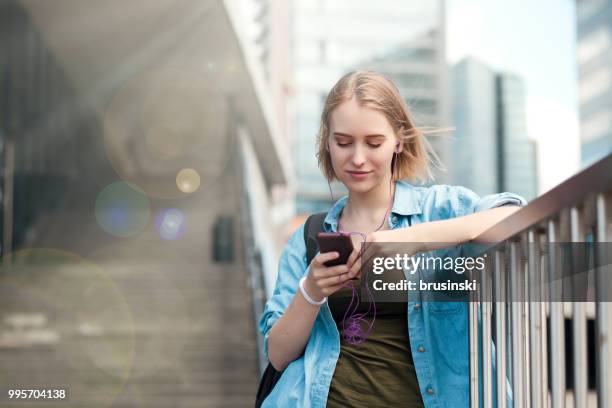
[469,153,612,408]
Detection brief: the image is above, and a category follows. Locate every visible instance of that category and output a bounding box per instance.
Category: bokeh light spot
[155,209,186,240]
[0,248,134,406]
[176,168,201,193]
[95,182,151,237]
[103,67,229,199]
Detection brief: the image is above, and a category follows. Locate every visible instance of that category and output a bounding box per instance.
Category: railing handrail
[474,153,612,243]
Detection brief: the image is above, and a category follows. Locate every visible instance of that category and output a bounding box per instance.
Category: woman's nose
[351,145,366,166]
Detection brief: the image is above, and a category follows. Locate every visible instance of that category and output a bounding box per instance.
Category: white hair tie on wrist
[299,277,327,306]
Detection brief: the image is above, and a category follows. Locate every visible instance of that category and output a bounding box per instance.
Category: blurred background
[0,0,609,406]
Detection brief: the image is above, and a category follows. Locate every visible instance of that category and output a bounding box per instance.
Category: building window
[577,0,607,23]
[578,26,610,65]
[580,67,611,103]
[581,109,612,142]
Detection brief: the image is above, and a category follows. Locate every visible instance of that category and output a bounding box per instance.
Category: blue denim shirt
[259,181,527,407]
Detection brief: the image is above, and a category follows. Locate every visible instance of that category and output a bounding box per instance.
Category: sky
[446,0,581,194]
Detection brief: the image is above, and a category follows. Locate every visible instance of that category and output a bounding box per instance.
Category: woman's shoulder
[398,181,477,203]
[397,181,480,219]
[410,181,474,192]
[406,182,527,217]
[278,219,308,269]
[283,220,307,251]
[270,220,309,291]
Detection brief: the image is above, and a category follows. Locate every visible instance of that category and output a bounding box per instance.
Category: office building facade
[576,0,612,166]
[452,57,538,201]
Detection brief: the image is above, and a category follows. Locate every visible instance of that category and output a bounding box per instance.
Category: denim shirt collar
[323,180,423,232]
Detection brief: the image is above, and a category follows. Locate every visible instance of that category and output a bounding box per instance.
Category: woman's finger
[313,263,349,279]
[323,281,354,296]
[318,271,354,288]
[347,255,362,278]
[313,251,339,266]
[347,242,382,277]
[345,247,361,269]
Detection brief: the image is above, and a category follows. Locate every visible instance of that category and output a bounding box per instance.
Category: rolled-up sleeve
[454,186,527,216]
[258,222,308,359]
[446,186,527,259]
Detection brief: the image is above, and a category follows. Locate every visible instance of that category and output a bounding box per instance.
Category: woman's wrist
[374,226,425,250]
[300,277,327,306]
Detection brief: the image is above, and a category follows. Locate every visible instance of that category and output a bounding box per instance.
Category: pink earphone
[395,141,401,153]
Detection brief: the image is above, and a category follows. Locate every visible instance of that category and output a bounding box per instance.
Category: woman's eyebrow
[332,132,386,138]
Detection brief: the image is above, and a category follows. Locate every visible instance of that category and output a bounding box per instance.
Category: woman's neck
[342,178,396,230]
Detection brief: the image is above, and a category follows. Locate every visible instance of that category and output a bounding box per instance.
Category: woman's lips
[346,170,372,180]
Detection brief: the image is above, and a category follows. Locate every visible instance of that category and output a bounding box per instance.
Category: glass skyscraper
[576,0,612,166]
[451,58,498,196]
[452,57,538,201]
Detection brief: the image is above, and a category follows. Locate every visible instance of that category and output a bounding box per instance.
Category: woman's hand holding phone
[345,231,422,278]
[304,251,359,302]
[346,232,378,278]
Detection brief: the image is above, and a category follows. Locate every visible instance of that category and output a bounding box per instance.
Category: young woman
[259,71,526,407]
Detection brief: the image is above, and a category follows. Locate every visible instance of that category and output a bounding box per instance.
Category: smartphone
[316,232,354,267]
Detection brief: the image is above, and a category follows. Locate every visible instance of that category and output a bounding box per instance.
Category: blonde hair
[316,70,443,183]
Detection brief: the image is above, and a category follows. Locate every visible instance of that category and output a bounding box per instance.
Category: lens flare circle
[176,168,201,193]
[103,67,230,199]
[0,248,135,407]
[95,182,151,237]
[155,209,186,240]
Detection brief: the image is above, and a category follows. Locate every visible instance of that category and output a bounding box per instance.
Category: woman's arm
[267,284,324,371]
[373,205,521,249]
[346,206,521,277]
[268,251,352,371]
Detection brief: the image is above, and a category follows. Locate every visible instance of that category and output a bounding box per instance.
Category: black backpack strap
[255,363,283,407]
[304,212,327,267]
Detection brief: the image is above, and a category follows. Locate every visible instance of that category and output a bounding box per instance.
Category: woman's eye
[335,141,381,148]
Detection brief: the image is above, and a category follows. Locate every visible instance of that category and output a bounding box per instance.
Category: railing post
[482,253,493,408]
[470,285,480,408]
[539,237,549,408]
[509,240,525,408]
[596,193,612,408]
[494,250,507,408]
[521,237,531,405]
[528,229,543,408]
[548,218,566,408]
[570,206,588,408]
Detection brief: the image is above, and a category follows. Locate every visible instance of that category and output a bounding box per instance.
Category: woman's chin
[343,179,376,194]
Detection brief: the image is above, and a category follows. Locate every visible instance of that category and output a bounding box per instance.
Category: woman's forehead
[330,98,393,136]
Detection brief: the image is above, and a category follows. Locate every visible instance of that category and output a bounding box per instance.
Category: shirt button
[414,303,421,310]
[417,346,425,353]
[427,387,434,395]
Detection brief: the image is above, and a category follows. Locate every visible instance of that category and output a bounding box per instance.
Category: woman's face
[328,97,399,194]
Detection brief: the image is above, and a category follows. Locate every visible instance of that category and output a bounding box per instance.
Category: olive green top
[326,278,424,408]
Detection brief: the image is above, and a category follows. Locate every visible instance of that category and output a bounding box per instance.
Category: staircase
[0,171,259,407]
